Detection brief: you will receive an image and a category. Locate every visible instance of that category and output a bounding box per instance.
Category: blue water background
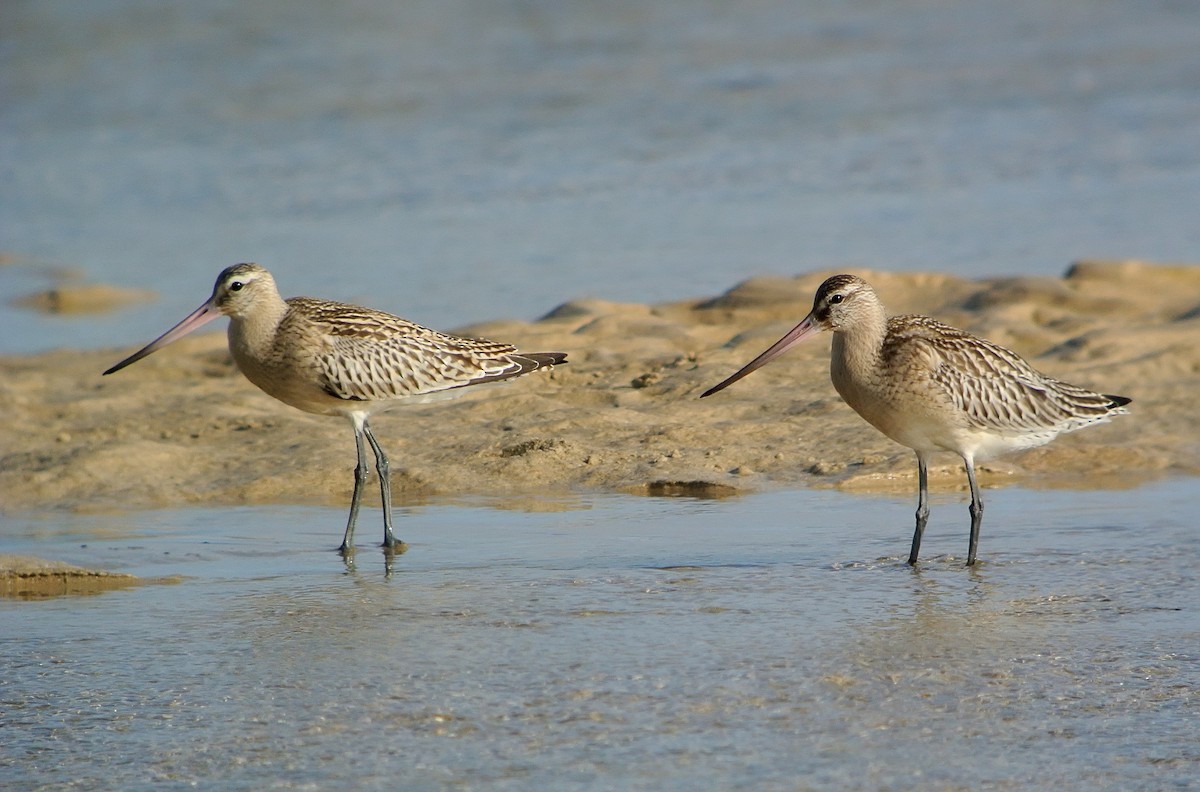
[3,0,1199,354]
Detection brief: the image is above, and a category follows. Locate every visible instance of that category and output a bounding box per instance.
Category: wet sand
[4,260,1195,523]
[0,554,146,597]
[2,261,1197,522]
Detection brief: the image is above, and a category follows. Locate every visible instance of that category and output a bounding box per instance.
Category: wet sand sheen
[0,554,149,597]
[1,261,1198,516]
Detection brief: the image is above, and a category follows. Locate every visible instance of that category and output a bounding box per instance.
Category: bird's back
[277,297,565,410]
[874,314,1128,455]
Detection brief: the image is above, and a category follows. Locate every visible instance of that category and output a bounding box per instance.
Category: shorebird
[104,263,566,554]
[701,274,1130,566]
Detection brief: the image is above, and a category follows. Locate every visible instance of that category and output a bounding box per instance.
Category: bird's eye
[229,281,244,292]
[829,293,844,304]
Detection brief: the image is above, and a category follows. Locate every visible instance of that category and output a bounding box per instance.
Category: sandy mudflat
[1,260,1197,517]
[0,554,148,597]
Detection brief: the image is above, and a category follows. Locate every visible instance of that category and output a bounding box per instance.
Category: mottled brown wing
[890,316,1117,433]
[290,298,558,401]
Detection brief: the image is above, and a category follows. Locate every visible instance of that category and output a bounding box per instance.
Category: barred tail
[521,352,568,369]
[454,351,567,389]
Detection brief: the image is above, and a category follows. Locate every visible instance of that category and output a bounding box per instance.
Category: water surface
[4,0,1200,353]
[3,481,1197,789]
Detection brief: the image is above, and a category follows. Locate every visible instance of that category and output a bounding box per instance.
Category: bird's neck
[830,303,888,386]
[227,296,289,361]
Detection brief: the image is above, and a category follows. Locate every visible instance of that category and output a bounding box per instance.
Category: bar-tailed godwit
[701,274,1130,565]
[104,263,566,554]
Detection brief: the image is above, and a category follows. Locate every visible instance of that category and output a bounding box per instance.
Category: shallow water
[4,0,1200,354]
[3,481,1197,790]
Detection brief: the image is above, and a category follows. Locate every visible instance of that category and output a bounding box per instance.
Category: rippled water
[4,0,1200,354]
[3,481,1197,790]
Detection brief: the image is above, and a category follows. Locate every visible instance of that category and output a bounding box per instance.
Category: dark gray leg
[908,452,930,565]
[341,421,370,554]
[964,456,984,566]
[362,421,398,550]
